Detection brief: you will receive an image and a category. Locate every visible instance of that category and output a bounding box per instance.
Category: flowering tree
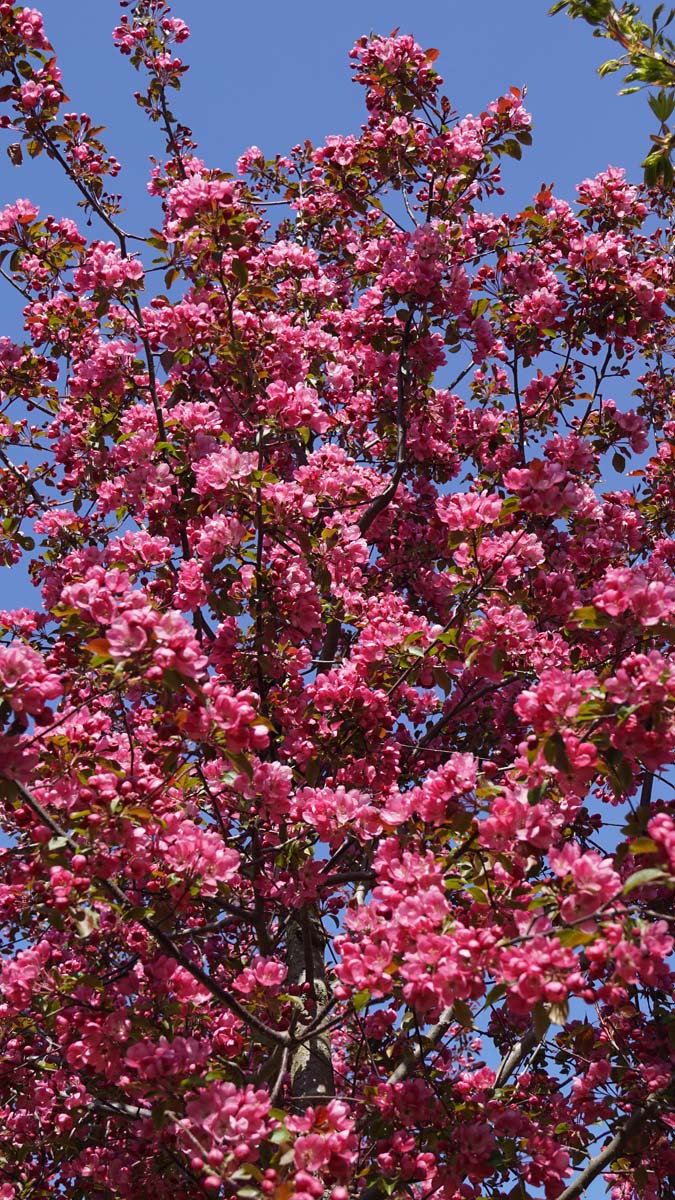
[0,3,674,1198]
[552,0,675,188]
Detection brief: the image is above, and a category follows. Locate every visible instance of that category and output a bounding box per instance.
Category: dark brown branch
[357,311,414,539]
[9,779,289,1048]
[158,90,188,181]
[409,679,510,764]
[511,347,526,463]
[556,1074,675,1200]
[315,312,415,678]
[286,911,335,1106]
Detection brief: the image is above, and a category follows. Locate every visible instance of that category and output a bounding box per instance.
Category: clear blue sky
[0,0,654,617]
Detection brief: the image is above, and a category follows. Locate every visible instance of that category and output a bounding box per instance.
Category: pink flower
[517,285,563,329]
[499,930,578,1011]
[0,643,61,720]
[162,16,190,42]
[648,813,675,874]
[74,242,144,293]
[292,1101,358,1181]
[436,490,502,530]
[294,785,378,841]
[515,668,597,734]
[166,171,239,226]
[594,566,675,626]
[264,380,329,433]
[19,81,43,110]
[0,939,51,1009]
[16,8,50,48]
[409,753,477,824]
[125,1035,208,1081]
[505,459,580,515]
[549,843,621,923]
[0,199,39,236]
[159,815,240,894]
[193,446,257,497]
[206,681,269,752]
[175,559,208,612]
[183,1082,271,1156]
[106,615,149,659]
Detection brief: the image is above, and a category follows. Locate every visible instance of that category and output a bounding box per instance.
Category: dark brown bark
[286,909,335,1106]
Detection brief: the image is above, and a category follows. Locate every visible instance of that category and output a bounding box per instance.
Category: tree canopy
[0,4,674,1199]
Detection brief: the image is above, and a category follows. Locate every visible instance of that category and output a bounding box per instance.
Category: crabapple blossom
[0,5,673,1200]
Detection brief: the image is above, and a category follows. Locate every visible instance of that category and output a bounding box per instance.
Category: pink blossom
[515,668,597,734]
[106,615,149,659]
[125,1034,208,1081]
[0,198,39,236]
[436,490,502,530]
[594,566,675,626]
[183,1082,271,1156]
[549,842,621,923]
[159,815,240,894]
[74,242,144,293]
[0,643,61,720]
[293,1100,357,1181]
[505,459,580,515]
[409,753,477,824]
[0,940,51,1009]
[499,930,578,1011]
[19,81,44,110]
[206,681,269,752]
[648,813,675,874]
[16,8,50,49]
[166,170,239,225]
[264,380,329,433]
[193,446,257,497]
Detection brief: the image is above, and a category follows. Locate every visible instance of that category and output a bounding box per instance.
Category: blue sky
[0,0,655,616]
[0,0,656,228]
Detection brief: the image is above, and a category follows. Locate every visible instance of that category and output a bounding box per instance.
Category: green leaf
[548,999,569,1026]
[432,667,454,694]
[232,257,249,286]
[353,989,371,1014]
[543,731,571,772]
[623,867,668,894]
[603,749,633,796]
[557,927,594,948]
[629,837,659,854]
[453,999,474,1027]
[649,89,675,121]
[533,1001,551,1041]
[598,57,624,77]
[502,138,523,160]
[484,983,507,1007]
[570,604,606,629]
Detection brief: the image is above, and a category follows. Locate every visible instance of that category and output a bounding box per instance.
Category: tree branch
[556,1074,675,1200]
[8,778,289,1048]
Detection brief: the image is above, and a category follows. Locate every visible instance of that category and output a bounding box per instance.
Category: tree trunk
[286,907,335,1106]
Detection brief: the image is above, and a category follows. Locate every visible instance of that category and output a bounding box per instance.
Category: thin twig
[556,1074,675,1200]
[7,779,289,1048]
